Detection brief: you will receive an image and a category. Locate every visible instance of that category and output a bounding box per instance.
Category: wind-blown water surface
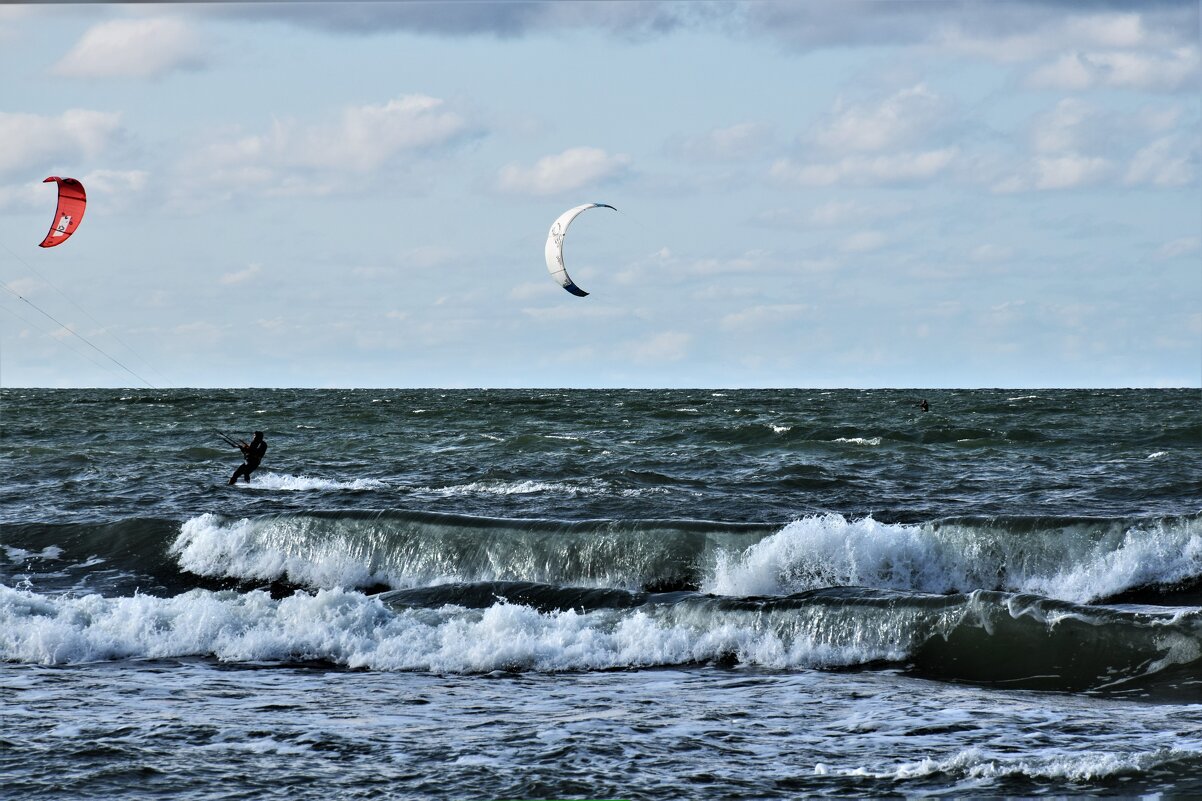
[2,388,1199,798]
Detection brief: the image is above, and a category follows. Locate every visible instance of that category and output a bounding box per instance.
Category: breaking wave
[6,511,1199,605]
[162,511,1202,604]
[1,583,1197,691]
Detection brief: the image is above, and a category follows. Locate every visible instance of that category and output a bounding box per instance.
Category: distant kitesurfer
[919,399,929,413]
[228,431,267,485]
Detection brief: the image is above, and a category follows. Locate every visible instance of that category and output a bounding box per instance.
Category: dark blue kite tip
[594,203,617,211]
[564,282,589,297]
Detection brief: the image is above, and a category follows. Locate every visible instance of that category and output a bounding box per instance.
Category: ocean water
[1,387,1199,799]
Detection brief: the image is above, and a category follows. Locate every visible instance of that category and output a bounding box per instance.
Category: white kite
[544,203,616,297]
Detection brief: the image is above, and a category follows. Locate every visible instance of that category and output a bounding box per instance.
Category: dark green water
[2,388,1200,799]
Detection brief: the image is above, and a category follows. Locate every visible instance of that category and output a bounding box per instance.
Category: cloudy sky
[0,1,1198,388]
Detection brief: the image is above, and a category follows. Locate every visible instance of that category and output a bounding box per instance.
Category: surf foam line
[1,584,1197,689]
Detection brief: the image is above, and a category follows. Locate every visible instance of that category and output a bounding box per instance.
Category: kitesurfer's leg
[229,464,249,485]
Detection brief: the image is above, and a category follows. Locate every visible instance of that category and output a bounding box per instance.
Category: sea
[1,387,1199,800]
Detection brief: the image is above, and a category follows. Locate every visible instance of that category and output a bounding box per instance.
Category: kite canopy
[39,177,87,248]
[544,203,616,297]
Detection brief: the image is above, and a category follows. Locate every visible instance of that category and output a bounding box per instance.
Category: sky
[0,1,1198,389]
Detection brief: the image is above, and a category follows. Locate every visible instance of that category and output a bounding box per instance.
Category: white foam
[706,515,952,597]
[419,479,666,500]
[869,746,1200,783]
[2,545,64,562]
[232,472,387,492]
[770,424,792,434]
[171,514,383,588]
[1029,519,1202,603]
[1147,451,1167,460]
[206,736,313,756]
[0,584,909,672]
[834,436,882,446]
[705,514,1202,604]
[424,479,602,497]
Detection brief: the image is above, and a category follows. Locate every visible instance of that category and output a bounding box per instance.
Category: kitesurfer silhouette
[228,431,267,485]
[919,399,929,412]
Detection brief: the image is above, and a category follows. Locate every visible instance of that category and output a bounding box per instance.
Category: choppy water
[2,388,1200,799]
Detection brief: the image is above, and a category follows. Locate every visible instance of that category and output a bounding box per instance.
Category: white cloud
[1033,154,1113,190]
[1026,47,1200,92]
[933,9,1191,63]
[1156,237,1200,260]
[521,304,628,322]
[624,330,690,363]
[808,201,863,227]
[812,84,947,153]
[0,110,124,176]
[76,169,150,210]
[720,304,810,331]
[1137,104,1185,135]
[496,147,630,195]
[669,122,775,161]
[0,6,36,46]
[5,277,41,297]
[1125,134,1197,187]
[770,148,957,187]
[171,321,226,347]
[810,200,905,227]
[1065,12,1149,49]
[969,244,1013,263]
[54,18,208,79]
[1031,99,1096,154]
[181,94,474,196]
[774,86,959,192]
[263,96,467,171]
[991,98,1194,194]
[508,281,553,301]
[401,245,460,269]
[840,230,887,253]
[755,199,912,229]
[220,263,262,286]
[677,250,771,276]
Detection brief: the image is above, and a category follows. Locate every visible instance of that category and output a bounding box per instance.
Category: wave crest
[707,514,1202,603]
